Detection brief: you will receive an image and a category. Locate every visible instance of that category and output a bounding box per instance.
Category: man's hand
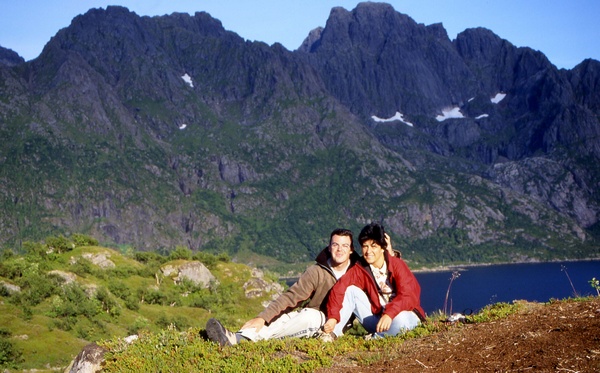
[322,318,337,334]
[376,314,392,333]
[241,317,266,332]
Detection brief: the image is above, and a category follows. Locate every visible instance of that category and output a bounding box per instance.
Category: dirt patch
[319,298,600,372]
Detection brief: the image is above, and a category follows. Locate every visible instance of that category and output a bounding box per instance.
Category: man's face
[361,239,385,267]
[329,234,352,266]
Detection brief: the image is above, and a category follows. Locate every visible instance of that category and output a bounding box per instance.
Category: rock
[66,335,138,373]
[162,261,216,288]
[65,342,107,373]
[81,252,116,269]
[243,268,284,300]
[49,270,77,284]
[0,280,21,293]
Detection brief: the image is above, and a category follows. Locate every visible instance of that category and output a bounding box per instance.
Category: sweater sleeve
[258,265,320,323]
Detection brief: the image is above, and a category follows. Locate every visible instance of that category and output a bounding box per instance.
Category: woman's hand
[376,314,392,333]
[323,318,337,334]
[384,233,395,256]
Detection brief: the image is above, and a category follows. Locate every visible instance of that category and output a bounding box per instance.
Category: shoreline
[410,257,600,273]
[278,257,600,281]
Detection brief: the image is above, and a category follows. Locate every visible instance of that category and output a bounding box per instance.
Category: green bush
[71,233,99,247]
[137,288,169,306]
[48,283,101,322]
[0,336,22,368]
[0,258,27,280]
[12,272,60,306]
[23,241,47,260]
[127,317,150,335]
[133,251,167,265]
[95,287,121,317]
[108,280,131,300]
[168,246,192,261]
[70,258,95,277]
[45,235,74,253]
[124,295,140,311]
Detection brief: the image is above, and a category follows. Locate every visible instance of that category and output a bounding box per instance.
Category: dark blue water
[415,260,600,315]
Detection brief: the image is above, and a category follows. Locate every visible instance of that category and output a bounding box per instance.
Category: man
[206,228,358,346]
[322,223,426,339]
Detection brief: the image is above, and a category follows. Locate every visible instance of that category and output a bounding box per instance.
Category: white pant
[333,285,420,338]
[238,308,325,341]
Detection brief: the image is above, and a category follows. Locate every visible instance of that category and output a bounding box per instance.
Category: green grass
[100,300,532,373]
[0,237,279,371]
[1,234,597,371]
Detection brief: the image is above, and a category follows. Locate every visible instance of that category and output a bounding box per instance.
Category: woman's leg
[372,310,420,338]
[333,285,379,336]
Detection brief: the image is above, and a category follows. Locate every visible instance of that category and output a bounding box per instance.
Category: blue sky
[0,1,598,69]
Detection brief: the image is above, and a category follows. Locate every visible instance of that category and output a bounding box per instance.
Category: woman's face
[361,239,385,268]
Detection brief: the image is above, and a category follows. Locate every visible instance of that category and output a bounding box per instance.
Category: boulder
[49,270,77,284]
[243,268,284,301]
[65,342,107,373]
[65,336,138,373]
[162,261,216,288]
[0,280,21,293]
[82,252,116,269]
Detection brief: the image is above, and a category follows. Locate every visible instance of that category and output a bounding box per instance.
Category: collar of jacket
[358,251,393,287]
[314,246,360,274]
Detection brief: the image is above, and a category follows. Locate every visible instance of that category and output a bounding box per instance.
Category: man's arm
[253,265,321,325]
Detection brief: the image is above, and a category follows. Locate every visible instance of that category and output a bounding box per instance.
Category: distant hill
[0,2,599,266]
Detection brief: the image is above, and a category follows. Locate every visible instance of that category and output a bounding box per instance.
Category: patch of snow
[179,124,187,130]
[371,111,413,127]
[475,114,489,119]
[436,107,464,122]
[181,73,194,88]
[468,97,475,102]
[491,92,506,104]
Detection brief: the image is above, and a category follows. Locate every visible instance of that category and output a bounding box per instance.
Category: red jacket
[327,252,426,323]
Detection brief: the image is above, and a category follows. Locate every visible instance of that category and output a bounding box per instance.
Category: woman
[322,223,426,339]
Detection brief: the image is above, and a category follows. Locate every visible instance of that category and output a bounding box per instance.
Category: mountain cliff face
[1,3,598,265]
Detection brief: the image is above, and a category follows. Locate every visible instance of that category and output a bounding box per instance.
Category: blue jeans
[333,285,420,338]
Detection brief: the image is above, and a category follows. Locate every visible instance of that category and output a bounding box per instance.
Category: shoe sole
[206,318,232,346]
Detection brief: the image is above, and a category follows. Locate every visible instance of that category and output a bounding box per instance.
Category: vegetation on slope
[1,233,599,371]
[0,234,275,370]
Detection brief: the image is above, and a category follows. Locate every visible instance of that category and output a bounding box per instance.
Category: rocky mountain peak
[0,2,599,264]
[0,46,24,66]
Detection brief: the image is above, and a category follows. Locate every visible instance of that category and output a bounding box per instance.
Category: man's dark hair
[329,228,354,251]
[358,223,388,250]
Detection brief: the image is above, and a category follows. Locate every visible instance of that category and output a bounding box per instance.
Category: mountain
[0,3,599,267]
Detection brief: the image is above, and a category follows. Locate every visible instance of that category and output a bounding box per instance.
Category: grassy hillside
[0,234,281,371]
[2,234,598,371]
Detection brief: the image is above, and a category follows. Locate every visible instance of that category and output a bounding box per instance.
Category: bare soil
[318,297,600,372]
